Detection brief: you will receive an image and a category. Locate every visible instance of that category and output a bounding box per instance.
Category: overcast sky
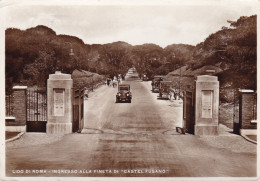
[4,1,258,47]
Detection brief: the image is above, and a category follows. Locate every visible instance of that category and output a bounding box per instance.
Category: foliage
[164,15,256,103]
[5,15,256,95]
[23,51,56,86]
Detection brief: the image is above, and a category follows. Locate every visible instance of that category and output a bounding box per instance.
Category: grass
[72,69,106,89]
[246,135,257,141]
[5,132,20,140]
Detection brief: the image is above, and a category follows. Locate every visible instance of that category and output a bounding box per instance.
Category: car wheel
[129,100,131,103]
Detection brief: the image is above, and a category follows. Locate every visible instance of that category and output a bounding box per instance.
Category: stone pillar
[6,86,27,132]
[195,75,219,135]
[47,71,73,134]
[239,90,257,131]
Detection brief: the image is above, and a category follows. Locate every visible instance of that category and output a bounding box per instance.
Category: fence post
[6,86,27,132]
[239,89,257,135]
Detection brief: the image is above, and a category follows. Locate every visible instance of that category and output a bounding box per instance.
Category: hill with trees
[5,26,194,91]
[164,15,256,102]
[5,15,256,99]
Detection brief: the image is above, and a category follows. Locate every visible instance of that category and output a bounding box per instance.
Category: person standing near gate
[107,78,110,86]
[84,87,88,99]
[112,81,115,88]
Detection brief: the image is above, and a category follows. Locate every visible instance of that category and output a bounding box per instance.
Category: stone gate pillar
[47,71,73,134]
[195,75,219,135]
[6,86,27,132]
[239,89,257,135]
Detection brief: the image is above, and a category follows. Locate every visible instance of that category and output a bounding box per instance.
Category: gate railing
[27,88,47,122]
[5,95,14,117]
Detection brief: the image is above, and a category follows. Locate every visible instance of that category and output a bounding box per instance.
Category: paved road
[82,72,181,134]
[6,70,257,177]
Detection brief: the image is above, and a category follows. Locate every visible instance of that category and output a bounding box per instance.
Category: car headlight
[118,93,121,96]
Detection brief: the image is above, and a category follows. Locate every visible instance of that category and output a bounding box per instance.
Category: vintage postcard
[1,0,259,180]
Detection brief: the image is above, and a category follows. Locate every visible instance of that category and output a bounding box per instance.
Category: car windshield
[119,86,129,91]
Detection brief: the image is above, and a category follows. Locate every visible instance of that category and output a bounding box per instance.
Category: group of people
[105,78,117,87]
[105,78,116,87]
[105,75,123,88]
[169,89,182,100]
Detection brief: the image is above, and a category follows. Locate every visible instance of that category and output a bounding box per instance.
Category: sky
[3,0,259,47]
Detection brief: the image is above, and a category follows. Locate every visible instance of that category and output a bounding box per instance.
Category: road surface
[6,70,257,177]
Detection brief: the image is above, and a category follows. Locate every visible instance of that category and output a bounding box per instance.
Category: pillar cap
[49,71,72,80]
[13,86,27,89]
[239,89,254,93]
[197,75,218,82]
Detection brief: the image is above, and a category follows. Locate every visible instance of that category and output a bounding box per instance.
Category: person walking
[84,87,88,99]
[112,81,115,88]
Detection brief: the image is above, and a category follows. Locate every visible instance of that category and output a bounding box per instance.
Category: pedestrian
[84,87,88,99]
[173,90,177,100]
[169,92,173,101]
[107,79,110,86]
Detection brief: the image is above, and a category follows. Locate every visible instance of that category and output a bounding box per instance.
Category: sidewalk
[6,133,64,149]
[198,124,256,154]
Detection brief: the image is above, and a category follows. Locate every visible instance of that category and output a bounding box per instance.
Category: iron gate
[5,94,14,117]
[183,89,195,134]
[72,88,84,133]
[27,88,47,132]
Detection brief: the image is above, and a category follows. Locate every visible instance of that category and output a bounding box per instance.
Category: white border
[1,0,259,181]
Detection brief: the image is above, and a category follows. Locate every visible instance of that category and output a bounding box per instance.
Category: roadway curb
[5,132,25,143]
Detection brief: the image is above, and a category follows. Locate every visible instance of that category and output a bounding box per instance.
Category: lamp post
[179,66,181,100]
[172,53,181,99]
[61,42,74,72]
[92,73,94,92]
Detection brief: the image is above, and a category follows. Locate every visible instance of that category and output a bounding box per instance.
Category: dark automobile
[142,74,149,81]
[158,81,172,99]
[151,75,164,93]
[116,84,132,103]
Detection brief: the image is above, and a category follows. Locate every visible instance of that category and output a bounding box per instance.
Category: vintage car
[151,75,164,93]
[116,84,132,103]
[158,81,172,99]
[142,74,149,81]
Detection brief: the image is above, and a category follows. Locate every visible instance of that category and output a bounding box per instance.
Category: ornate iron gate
[26,88,47,132]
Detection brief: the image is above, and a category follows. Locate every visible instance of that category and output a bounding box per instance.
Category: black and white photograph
[1,0,259,180]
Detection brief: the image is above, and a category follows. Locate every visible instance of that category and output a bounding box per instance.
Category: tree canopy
[5,15,256,93]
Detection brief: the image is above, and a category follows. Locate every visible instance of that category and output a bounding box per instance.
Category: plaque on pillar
[54,88,65,116]
[201,90,213,118]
